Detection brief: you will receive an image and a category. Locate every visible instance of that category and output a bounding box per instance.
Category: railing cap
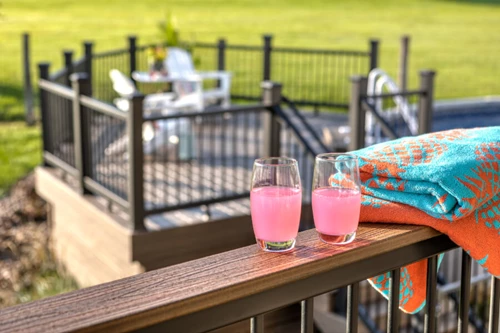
[350,75,368,83]
[69,72,89,82]
[419,69,437,77]
[260,80,282,89]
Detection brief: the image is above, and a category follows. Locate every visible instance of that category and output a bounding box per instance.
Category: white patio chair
[107,69,197,161]
[165,47,232,109]
[109,69,177,113]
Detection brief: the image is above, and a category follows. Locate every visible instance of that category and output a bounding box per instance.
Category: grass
[16,267,78,304]
[0,0,499,302]
[0,122,41,197]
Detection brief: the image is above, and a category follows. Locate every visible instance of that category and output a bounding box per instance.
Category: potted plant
[147,45,167,76]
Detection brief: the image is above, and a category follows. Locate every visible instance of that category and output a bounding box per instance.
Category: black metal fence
[142,107,265,215]
[39,61,302,230]
[61,34,377,111]
[348,70,435,151]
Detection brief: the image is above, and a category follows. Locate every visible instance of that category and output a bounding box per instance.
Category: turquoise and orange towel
[351,127,500,313]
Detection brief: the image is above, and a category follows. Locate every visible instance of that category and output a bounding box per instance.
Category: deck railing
[53,34,377,111]
[347,71,435,150]
[1,224,499,333]
[38,62,318,231]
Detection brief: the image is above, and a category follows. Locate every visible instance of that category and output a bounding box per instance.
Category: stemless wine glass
[312,153,361,245]
[250,157,302,252]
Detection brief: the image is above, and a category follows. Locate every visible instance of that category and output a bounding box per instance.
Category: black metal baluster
[164,118,172,206]
[243,111,249,189]
[97,111,103,188]
[425,256,438,333]
[176,118,182,205]
[347,282,360,333]
[201,117,207,200]
[208,115,216,199]
[107,114,114,200]
[334,54,341,104]
[301,298,314,333]
[254,111,260,160]
[388,268,401,333]
[221,113,227,196]
[198,116,204,202]
[287,125,292,158]
[458,250,472,333]
[188,118,194,202]
[322,53,328,107]
[482,278,490,326]
[150,121,157,209]
[445,284,451,333]
[489,277,500,333]
[250,315,264,333]
[232,112,238,194]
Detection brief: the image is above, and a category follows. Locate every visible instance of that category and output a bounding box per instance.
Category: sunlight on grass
[0,122,41,196]
[17,268,78,304]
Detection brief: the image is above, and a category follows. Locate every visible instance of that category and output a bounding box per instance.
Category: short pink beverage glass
[250,157,302,252]
[312,153,361,245]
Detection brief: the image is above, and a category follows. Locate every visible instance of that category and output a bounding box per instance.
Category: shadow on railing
[1,224,498,333]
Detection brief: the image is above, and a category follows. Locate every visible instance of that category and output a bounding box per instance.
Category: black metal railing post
[347,283,360,333]
[489,277,500,333]
[217,38,226,88]
[128,35,137,82]
[83,41,93,96]
[418,70,436,135]
[424,256,438,333]
[369,39,379,71]
[263,35,273,81]
[128,93,146,231]
[348,76,368,151]
[398,35,410,92]
[71,73,92,195]
[38,62,51,166]
[22,32,35,126]
[261,81,282,157]
[63,50,74,87]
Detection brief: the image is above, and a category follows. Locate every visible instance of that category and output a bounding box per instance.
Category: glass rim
[315,153,358,161]
[254,157,298,167]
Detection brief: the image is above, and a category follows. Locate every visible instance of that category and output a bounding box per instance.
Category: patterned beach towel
[351,127,500,313]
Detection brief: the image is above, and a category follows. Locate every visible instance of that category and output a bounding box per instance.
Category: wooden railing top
[0,224,455,333]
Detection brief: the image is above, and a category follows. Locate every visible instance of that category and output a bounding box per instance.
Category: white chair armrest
[195,71,232,80]
[144,92,176,103]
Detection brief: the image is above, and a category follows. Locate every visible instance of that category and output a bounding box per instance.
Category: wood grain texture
[133,215,256,271]
[35,167,143,287]
[0,223,445,333]
[36,167,259,279]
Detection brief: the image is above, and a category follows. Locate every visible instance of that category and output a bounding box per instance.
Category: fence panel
[83,104,129,201]
[273,49,370,110]
[225,46,263,102]
[43,88,75,168]
[143,108,265,214]
[363,92,421,146]
[92,50,129,104]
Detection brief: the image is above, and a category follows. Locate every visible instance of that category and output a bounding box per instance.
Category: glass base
[257,238,296,252]
[317,231,356,245]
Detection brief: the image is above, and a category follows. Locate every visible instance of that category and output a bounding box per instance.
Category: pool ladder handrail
[366,69,418,145]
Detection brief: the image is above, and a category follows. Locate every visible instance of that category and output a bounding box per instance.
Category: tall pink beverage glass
[250,158,302,252]
[312,153,361,244]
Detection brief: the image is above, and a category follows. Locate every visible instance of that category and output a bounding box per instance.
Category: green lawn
[1,0,500,191]
[0,122,40,196]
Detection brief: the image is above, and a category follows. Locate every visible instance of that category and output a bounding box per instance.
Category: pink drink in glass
[250,186,302,248]
[312,188,361,243]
